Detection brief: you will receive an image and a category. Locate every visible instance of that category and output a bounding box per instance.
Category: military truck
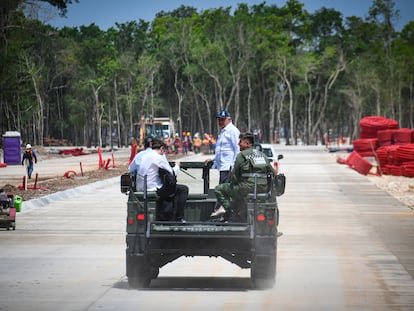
[120,158,285,289]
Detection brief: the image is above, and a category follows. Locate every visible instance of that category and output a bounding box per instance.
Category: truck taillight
[137,213,145,221]
[257,210,276,226]
[127,218,134,225]
[257,214,265,222]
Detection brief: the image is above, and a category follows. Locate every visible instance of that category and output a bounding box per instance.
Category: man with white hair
[205,109,240,184]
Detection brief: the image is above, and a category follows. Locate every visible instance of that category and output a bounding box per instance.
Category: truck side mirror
[120,173,131,193]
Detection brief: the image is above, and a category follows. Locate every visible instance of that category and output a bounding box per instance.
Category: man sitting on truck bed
[137,139,188,222]
[212,132,274,221]
[128,137,153,174]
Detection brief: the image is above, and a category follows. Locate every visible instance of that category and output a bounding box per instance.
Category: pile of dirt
[368,174,414,210]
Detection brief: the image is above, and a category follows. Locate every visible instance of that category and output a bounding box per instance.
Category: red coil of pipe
[377,129,395,146]
[395,144,414,162]
[393,128,413,145]
[375,146,389,167]
[353,138,378,152]
[352,138,378,157]
[390,166,403,176]
[382,164,402,176]
[402,162,414,177]
[381,165,391,175]
[387,145,402,166]
[360,116,399,139]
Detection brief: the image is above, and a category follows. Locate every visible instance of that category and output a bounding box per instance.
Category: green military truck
[120,158,285,289]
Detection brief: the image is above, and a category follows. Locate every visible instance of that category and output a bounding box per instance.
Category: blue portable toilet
[2,131,21,165]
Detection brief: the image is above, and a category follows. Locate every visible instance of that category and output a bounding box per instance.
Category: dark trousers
[219,170,231,184]
[173,184,188,220]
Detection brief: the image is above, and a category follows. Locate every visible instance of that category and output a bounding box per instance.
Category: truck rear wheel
[151,267,159,279]
[251,253,276,289]
[128,276,151,288]
[126,253,153,288]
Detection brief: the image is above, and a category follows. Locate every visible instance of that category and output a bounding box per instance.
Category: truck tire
[128,276,151,288]
[151,267,160,279]
[126,253,152,288]
[251,253,276,289]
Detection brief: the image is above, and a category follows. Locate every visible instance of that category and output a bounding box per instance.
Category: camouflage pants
[214,183,242,211]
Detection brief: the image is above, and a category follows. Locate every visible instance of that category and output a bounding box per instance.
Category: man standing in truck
[211,132,274,220]
[205,109,240,184]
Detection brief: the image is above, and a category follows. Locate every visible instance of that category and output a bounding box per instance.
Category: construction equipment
[135,116,175,148]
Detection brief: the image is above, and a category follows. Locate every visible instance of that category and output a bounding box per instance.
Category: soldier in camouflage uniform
[211,132,274,220]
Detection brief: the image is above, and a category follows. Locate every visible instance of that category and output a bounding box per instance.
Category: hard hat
[26,144,32,149]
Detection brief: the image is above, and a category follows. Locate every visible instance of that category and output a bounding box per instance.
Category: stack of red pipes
[345,116,414,177]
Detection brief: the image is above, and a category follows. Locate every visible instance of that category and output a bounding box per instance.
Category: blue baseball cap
[217,109,230,118]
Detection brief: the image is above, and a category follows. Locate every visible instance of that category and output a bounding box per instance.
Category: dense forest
[1,0,413,147]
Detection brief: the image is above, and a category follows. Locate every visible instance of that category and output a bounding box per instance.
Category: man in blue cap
[206,109,240,184]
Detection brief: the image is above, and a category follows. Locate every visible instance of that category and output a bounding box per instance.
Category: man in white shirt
[128,137,153,173]
[137,139,188,222]
[206,109,240,184]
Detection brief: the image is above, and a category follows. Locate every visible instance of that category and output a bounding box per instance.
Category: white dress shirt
[136,149,180,191]
[212,122,240,171]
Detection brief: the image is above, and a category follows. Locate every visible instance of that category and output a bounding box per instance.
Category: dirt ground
[367,174,414,210]
[1,158,128,202]
[0,146,188,202]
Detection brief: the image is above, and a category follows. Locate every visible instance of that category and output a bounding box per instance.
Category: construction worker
[21,144,37,179]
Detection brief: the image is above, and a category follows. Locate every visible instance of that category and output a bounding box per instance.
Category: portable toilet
[2,131,21,165]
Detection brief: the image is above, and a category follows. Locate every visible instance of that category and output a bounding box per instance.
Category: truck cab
[120,160,285,289]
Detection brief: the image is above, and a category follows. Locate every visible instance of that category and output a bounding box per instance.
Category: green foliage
[1,0,412,147]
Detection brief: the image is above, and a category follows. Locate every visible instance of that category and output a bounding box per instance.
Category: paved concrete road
[0,146,413,311]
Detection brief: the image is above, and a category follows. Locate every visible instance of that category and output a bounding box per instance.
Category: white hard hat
[26,144,32,149]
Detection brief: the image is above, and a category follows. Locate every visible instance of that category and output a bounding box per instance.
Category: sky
[47,0,414,31]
